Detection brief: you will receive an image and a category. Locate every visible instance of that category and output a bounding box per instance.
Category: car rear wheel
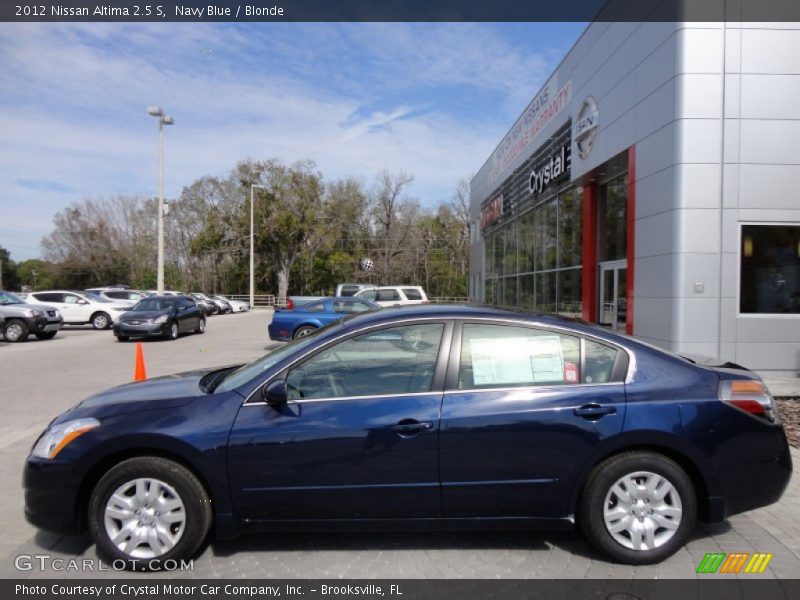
[35,331,57,340]
[91,312,111,330]
[88,457,212,570]
[293,325,317,340]
[195,318,206,334]
[3,319,29,342]
[579,451,696,564]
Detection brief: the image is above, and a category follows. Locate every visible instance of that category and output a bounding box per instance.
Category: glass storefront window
[519,274,535,309]
[740,224,800,314]
[534,200,557,271]
[557,267,582,318]
[502,219,518,277]
[518,210,535,274]
[603,175,627,262]
[535,271,556,313]
[558,188,582,268]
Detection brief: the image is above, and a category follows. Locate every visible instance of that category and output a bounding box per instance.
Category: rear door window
[402,288,423,300]
[376,289,401,302]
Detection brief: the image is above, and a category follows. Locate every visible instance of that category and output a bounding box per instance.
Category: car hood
[120,310,171,320]
[0,302,60,316]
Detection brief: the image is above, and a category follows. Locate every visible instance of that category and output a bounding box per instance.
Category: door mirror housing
[263,380,287,406]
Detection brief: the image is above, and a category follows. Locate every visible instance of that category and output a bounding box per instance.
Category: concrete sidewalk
[765,378,800,399]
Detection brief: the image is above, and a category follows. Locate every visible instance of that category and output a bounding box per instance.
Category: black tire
[91,312,111,330]
[88,457,212,570]
[194,318,206,334]
[3,319,29,343]
[163,321,179,341]
[579,451,696,565]
[293,325,317,340]
[35,331,57,340]
[116,335,129,342]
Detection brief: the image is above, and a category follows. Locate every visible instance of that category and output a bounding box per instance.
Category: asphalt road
[0,309,798,580]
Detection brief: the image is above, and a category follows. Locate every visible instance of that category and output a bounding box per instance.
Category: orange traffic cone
[134,342,147,382]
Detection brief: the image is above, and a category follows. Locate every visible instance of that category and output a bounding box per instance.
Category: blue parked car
[24,306,791,569]
[268,296,379,341]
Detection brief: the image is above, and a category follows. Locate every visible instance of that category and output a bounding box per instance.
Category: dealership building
[468,22,800,376]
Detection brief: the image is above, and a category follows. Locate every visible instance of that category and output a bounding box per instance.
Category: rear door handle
[390,420,433,435]
[574,403,617,420]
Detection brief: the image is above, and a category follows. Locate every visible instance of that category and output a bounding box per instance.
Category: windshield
[83,291,111,303]
[216,320,343,393]
[132,298,177,311]
[0,291,24,305]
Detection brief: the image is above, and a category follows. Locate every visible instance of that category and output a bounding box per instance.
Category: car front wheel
[163,322,179,341]
[3,319,29,342]
[91,312,111,330]
[579,451,696,564]
[88,457,212,570]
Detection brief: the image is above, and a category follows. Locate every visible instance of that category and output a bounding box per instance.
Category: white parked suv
[355,285,429,307]
[26,290,130,329]
[85,288,150,307]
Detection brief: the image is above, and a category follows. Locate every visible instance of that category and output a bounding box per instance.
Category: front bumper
[28,315,63,334]
[113,322,169,337]
[24,456,82,535]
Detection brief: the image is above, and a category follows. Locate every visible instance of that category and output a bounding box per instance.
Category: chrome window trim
[245,390,445,407]
[243,315,636,406]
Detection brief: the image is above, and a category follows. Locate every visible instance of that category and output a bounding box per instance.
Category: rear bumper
[267,323,291,341]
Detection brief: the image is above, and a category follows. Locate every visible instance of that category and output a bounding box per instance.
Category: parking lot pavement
[1,309,798,579]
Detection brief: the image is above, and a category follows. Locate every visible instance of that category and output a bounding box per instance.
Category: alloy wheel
[602,470,683,551]
[103,478,186,560]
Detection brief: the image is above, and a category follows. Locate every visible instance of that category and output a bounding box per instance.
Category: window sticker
[468,335,566,386]
[527,336,565,383]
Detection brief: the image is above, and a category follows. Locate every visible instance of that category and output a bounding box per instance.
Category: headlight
[26,309,43,318]
[31,418,100,459]
[154,315,168,324]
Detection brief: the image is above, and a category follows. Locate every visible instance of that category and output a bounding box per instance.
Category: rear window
[302,301,327,313]
[402,288,423,300]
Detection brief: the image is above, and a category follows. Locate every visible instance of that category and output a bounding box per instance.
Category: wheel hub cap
[104,477,186,559]
[603,470,683,551]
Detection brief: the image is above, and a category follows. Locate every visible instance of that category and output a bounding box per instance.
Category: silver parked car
[0,290,64,342]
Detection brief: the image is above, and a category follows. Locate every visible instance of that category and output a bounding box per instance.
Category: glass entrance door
[598,260,627,331]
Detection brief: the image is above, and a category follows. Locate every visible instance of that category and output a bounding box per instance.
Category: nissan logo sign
[574,96,599,159]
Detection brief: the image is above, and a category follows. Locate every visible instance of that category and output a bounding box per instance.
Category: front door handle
[574,403,617,420]
[390,419,433,435]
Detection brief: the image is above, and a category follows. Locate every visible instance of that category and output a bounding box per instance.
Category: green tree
[0,245,20,290]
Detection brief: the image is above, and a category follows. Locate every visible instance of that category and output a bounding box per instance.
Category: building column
[581,182,598,322]
[626,145,637,335]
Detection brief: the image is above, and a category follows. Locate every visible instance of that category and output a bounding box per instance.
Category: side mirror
[78,299,89,305]
[263,380,287,406]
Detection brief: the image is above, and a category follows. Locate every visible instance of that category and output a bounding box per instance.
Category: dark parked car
[268,296,380,340]
[24,306,790,569]
[112,295,206,341]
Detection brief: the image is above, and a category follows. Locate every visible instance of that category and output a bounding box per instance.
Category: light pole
[249,183,267,308]
[147,106,174,294]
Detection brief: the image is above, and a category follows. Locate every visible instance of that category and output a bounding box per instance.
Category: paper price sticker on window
[469,335,566,386]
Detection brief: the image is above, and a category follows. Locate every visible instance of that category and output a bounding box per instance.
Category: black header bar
[5,0,800,23]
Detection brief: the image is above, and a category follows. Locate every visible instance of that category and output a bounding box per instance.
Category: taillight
[286,299,294,310]
[718,379,780,424]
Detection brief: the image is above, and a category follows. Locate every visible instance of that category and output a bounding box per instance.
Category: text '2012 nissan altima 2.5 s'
[24,306,792,569]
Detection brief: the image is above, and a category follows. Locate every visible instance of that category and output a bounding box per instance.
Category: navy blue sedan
[24,306,791,569]
[268,296,379,341]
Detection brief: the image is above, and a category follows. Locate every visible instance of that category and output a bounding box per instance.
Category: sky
[0,21,586,261]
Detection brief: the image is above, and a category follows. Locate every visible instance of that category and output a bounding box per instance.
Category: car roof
[326,304,636,345]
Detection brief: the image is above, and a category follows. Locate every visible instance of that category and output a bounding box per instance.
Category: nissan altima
[24,306,791,569]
